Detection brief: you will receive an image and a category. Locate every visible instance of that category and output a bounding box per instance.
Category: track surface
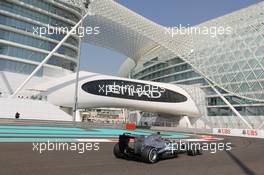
[0,137,263,175]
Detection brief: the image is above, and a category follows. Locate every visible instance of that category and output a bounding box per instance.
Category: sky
[79,0,261,76]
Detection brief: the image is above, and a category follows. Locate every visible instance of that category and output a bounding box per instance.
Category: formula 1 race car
[113,132,202,163]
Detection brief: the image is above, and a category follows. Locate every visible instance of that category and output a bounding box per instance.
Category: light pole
[72,39,82,122]
[73,0,92,122]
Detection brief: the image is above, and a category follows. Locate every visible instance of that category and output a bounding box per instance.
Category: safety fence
[151,126,264,139]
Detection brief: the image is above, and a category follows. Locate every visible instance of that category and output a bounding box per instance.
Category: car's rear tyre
[142,146,158,163]
[197,149,203,155]
[187,148,197,156]
[113,143,124,158]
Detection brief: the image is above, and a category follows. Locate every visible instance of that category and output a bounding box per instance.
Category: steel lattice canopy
[58,0,264,102]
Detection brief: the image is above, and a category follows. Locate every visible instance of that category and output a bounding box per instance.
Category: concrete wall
[0,98,73,121]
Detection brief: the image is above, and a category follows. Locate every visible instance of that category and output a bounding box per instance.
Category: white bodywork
[35,71,201,118]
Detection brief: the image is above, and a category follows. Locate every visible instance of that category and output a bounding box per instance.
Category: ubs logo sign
[242,129,258,136]
[81,79,187,103]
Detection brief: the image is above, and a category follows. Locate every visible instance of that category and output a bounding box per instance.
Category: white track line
[76,137,223,143]
[77,139,113,142]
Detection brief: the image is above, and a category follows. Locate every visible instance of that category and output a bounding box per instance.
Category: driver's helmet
[151,133,162,141]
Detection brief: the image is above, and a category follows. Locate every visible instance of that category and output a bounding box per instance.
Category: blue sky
[79,0,261,75]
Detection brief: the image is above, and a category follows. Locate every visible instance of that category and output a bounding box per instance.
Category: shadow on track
[225,150,256,175]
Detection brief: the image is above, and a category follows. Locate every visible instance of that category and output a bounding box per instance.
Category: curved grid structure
[61,0,264,102]
[58,0,264,128]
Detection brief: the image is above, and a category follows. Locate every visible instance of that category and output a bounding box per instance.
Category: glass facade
[0,29,77,57]
[0,1,73,28]
[132,55,264,127]
[19,0,80,22]
[0,44,76,71]
[133,58,204,85]
[0,59,43,76]
[119,2,264,128]
[0,15,78,46]
[0,0,81,76]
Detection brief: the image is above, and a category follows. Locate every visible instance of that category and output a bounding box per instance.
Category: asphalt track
[0,136,263,174]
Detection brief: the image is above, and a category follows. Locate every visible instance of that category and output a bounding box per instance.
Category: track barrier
[212,128,264,139]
